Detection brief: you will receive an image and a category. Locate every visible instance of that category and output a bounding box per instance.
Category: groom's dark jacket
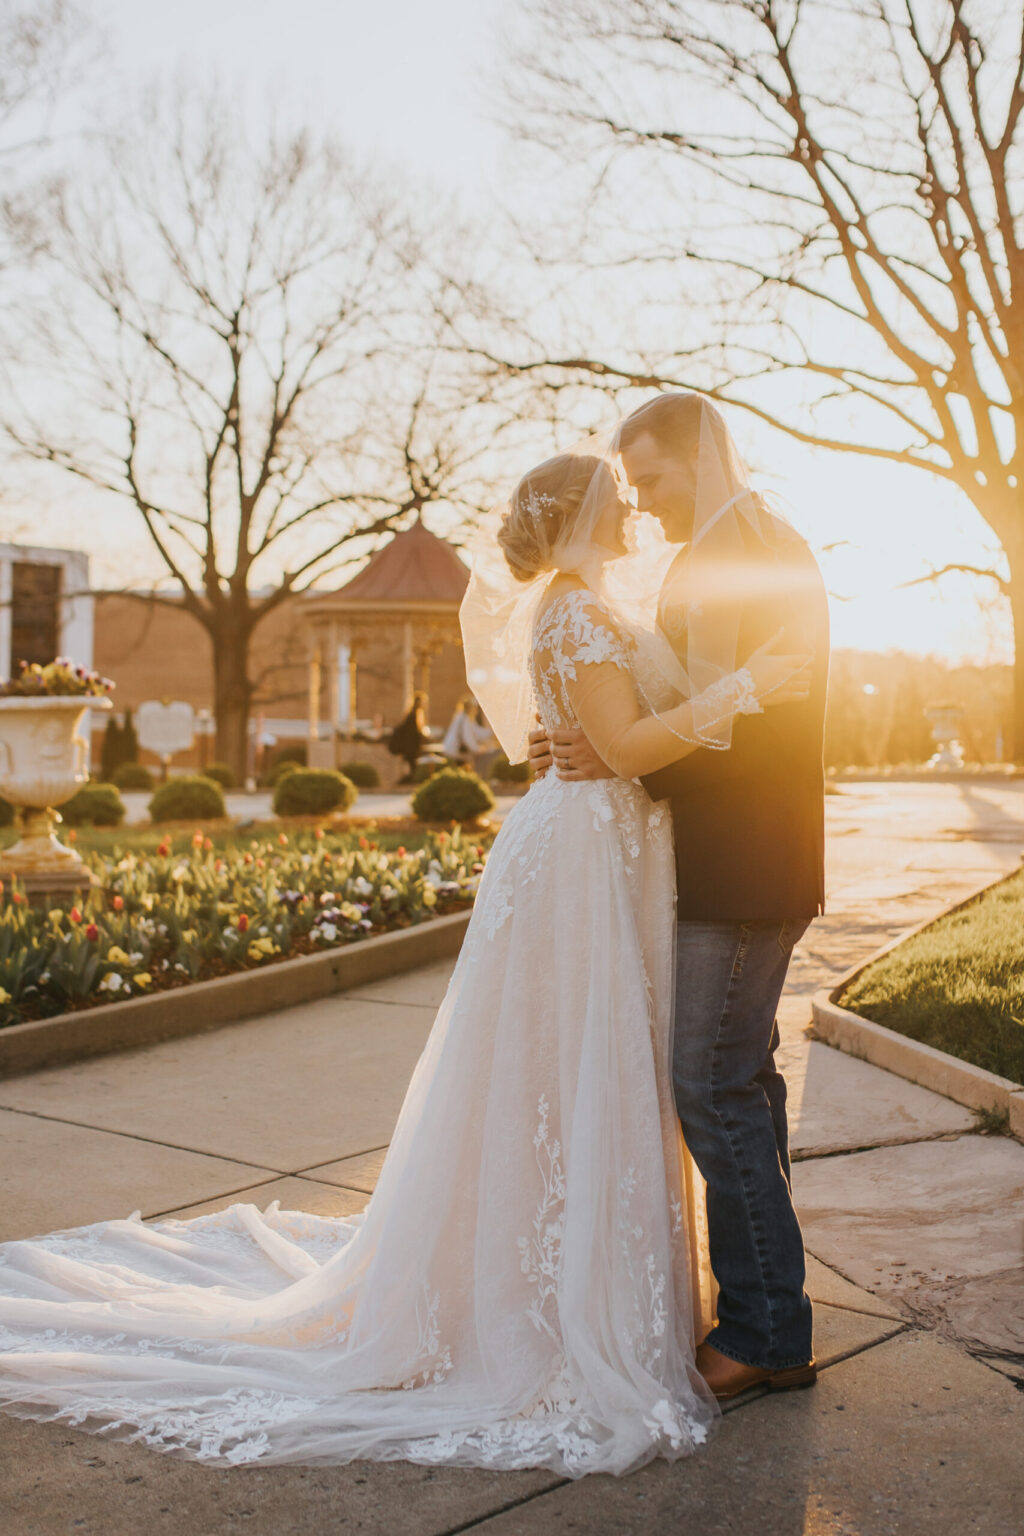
[641,517,829,922]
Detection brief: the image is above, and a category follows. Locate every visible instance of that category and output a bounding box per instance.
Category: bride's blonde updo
[498,453,604,583]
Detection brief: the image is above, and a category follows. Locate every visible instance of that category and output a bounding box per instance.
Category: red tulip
[237,913,249,933]
[69,907,82,924]
[85,922,99,941]
[112,895,124,912]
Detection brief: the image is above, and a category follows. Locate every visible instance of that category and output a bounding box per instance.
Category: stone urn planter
[0,693,112,899]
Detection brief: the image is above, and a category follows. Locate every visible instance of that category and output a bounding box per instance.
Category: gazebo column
[347,644,359,736]
[307,628,322,747]
[402,621,415,707]
[326,618,340,767]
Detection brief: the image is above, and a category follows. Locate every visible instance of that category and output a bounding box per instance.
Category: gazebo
[302,516,470,766]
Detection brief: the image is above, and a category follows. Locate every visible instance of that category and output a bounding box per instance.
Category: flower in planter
[85,923,99,942]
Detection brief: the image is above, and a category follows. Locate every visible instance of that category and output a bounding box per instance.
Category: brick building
[3,523,474,779]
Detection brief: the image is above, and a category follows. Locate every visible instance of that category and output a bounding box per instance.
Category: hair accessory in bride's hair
[523,488,557,524]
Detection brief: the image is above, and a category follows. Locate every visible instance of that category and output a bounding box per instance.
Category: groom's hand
[548,728,614,782]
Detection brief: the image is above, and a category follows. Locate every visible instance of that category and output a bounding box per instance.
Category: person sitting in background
[442,696,478,764]
[467,704,498,778]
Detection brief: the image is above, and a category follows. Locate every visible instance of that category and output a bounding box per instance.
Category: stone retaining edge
[0,911,473,1079]
[810,869,1024,1141]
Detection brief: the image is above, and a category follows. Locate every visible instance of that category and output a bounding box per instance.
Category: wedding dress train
[0,591,718,1475]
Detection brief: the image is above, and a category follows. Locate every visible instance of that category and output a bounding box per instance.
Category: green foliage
[99,716,123,783]
[268,760,300,787]
[490,753,531,784]
[149,776,227,823]
[61,782,125,827]
[412,767,495,824]
[0,826,488,1028]
[410,758,446,784]
[101,707,142,782]
[203,762,236,789]
[112,761,155,791]
[272,768,357,817]
[839,868,1024,1084]
[339,760,381,788]
[0,797,14,828]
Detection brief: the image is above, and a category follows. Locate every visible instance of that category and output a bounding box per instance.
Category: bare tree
[511,0,1024,757]
[2,93,512,776]
[1,0,92,267]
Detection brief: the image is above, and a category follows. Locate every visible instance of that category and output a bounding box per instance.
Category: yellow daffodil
[107,945,131,966]
[134,973,153,987]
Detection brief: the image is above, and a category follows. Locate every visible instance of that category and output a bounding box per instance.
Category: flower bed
[0,826,490,1028]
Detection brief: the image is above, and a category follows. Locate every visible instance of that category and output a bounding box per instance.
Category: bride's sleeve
[563,600,762,780]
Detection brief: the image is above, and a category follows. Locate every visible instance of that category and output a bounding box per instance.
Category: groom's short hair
[618,393,707,457]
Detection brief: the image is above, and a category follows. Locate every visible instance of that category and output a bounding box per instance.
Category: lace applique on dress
[530,589,632,738]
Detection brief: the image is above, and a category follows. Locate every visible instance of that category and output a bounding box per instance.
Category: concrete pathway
[2,782,1023,1534]
[119,788,524,825]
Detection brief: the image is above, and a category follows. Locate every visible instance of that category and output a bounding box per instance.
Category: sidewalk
[118,788,525,824]
[2,781,1022,1535]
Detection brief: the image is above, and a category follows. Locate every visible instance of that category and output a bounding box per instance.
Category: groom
[528,393,830,1400]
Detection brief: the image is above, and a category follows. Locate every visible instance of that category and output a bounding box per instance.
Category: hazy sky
[20,1,1013,666]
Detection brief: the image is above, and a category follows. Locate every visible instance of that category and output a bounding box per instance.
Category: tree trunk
[1009,556,1024,766]
[211,627,254,785]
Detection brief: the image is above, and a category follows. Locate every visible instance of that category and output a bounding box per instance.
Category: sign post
[136,700,196,781]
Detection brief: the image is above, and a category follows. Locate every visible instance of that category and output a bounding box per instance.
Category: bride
[0,415,810,1477]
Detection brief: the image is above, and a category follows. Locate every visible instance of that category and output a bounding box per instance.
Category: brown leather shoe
[696,1341,817,1401]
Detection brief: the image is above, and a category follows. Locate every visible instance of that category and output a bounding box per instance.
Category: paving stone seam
[0,1104,285,1172]
[792,1129,977,1162]
[436,1479,570,1536]
[144,1177,314,1221]
[286,1144,390,1175]
[343,994,439,1011]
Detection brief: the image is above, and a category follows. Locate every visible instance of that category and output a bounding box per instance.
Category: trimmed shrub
[0,796,14,827]
[339,760,381,789]
[112,761,155,791]
[268,759,301,788]
[272,768,357,817]
[490,753,531,784]
[410,757,447,785]
[149,775,227,823]
[203,762,236,789]
[61,782,125,827]
[412,767,495,824]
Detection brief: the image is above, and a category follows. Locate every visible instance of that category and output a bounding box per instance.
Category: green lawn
[838,867,1024,1085]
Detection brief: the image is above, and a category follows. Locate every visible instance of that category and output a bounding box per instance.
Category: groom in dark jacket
[528,393,829,1400]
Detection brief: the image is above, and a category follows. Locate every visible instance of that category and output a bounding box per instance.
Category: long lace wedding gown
[0,590,719,1475]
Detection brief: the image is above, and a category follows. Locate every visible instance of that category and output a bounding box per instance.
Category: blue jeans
[673,919,814,1369]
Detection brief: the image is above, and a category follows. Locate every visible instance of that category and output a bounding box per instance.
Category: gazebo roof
[336,517,469,606]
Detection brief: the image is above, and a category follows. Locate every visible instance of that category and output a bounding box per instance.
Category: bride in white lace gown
[0,449,809,1476]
